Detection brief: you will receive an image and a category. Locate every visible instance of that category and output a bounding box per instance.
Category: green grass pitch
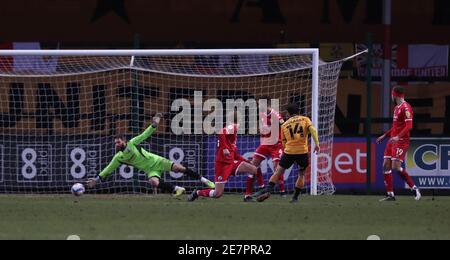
[0,195,449,240]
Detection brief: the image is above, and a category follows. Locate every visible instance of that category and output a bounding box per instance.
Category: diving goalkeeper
[86,113,215,197]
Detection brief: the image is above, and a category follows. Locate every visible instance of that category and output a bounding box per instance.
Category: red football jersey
[216,124,240,164]
[260,109,284,145]
[392,101,414,141]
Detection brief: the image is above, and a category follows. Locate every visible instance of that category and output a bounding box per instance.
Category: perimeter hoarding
[406,138,450,189]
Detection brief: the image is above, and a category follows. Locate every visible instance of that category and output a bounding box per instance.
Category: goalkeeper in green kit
[87,113,215,197]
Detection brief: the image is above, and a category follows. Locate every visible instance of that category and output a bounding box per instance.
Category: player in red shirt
[188,122,258,201]
[376,87,421,201]
[244,98,286,202]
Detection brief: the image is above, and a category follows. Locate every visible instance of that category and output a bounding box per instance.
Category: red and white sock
[247,168,265,195]
[197,189,215,198]
[384,171,394,196]
[399,168,416,190]
[256,168,265,188]
[245,176,255,196]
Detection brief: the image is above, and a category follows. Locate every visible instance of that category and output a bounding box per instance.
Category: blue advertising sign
[406,138,450,189]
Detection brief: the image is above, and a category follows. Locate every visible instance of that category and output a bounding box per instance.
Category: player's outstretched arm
[259,112,273,135]
[86,155,121,188]
[129,113,163,146]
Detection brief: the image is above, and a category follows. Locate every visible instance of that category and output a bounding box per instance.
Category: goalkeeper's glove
[152,113,163,128]
[86,176,103,189]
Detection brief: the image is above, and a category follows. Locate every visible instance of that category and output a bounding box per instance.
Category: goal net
[0,49,346,195]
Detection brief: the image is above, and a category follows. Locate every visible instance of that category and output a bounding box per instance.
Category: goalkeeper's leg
[149,176,185,197]
[172,164,215,189]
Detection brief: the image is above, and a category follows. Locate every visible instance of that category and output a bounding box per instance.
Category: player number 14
[287,123,305,139]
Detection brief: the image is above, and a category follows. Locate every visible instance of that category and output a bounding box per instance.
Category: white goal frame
[0,48,321,195]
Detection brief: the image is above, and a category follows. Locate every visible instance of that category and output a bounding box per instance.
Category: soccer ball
[71,183,85,197]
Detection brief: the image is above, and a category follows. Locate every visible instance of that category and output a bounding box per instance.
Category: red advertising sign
[322,141,377,184]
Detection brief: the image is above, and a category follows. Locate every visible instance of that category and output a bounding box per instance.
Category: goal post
[0,48,344,196]
[311,50,320,196]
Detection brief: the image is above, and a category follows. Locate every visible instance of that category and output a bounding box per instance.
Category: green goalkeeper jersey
[99,124,172,180]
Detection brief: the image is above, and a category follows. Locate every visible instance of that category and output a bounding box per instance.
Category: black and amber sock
[267,182,276,192]
[293,176,305,199]
[293,188,302,199]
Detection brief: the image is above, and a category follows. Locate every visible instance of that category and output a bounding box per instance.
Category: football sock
[398,168,416,189]
[384,171,394,195]
[293,176,305,198]
[245,176,255,196]
[256,168,265,187]
[197,189,215,198]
